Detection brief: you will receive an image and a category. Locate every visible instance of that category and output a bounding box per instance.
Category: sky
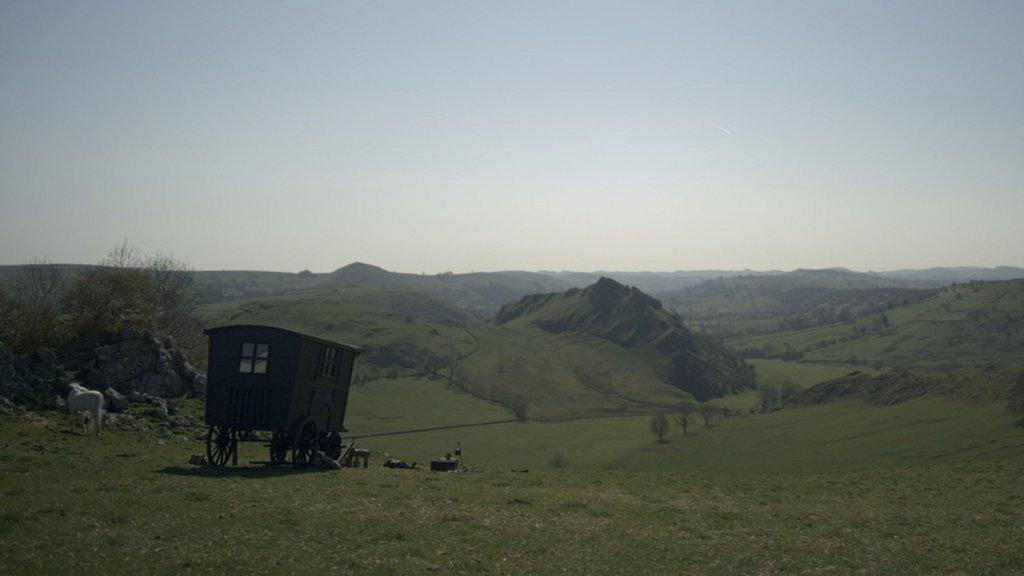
[1,1,1022,273]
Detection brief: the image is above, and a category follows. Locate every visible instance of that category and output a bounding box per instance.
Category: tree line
[0,242,203,363]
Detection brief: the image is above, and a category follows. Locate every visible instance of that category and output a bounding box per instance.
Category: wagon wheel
[322,432,343,460]
[291,418,319,469]
[205,425,236,467]
[269,431,290,465]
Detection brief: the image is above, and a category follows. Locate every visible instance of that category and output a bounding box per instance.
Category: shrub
[650,414,669,443]
[510,396,529,422]
[1,261,66,354]
[548,454,568,469]
[65,267,158,345]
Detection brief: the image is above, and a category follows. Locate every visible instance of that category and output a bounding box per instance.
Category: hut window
[239,342,270,374]
[319,347,339,378]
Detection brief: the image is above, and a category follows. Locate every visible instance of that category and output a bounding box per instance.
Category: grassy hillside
[4,403,1023,575]
[347,377,514,434]
[660,269,936,339]
[736,280,1024,370]
[355,396,1024,473]
[496,277,755,401]
[199,285,480,374]
[198,283,694,420]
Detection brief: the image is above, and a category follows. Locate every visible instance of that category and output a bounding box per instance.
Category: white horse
[67,382,104,435]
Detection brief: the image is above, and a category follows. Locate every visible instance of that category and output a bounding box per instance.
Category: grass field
[347,377,514,435]
[3,408,1024,575]
[350,394,1024,474]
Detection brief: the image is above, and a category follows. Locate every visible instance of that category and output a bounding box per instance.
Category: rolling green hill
[198,278,763,420]
[495,277,755,401]
[660,268,936,338]
[197,281,700,420]
[199,285,480,374]
[736,280,1024,370]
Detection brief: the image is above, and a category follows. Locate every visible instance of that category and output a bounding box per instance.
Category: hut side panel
[205,327,300,430]
[289,340,353,434]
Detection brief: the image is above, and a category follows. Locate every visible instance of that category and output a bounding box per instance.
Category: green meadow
[3,398,1024,575]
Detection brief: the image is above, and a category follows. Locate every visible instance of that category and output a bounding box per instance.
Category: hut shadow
[155,465,326,479]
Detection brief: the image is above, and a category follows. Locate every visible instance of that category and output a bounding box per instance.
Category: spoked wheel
[291,418,319,469]
[269,431,290,465]
[322,432,343,460]
[206,425,236,467]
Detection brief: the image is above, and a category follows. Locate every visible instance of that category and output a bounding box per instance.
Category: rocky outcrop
[0,343,72,409]
[81,327,205,398]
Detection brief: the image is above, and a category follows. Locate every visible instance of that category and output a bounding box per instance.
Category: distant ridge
[496,277,755,400]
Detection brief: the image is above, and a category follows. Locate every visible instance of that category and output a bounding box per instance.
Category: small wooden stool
[344,448,371,468]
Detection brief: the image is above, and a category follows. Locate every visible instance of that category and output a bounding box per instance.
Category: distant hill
[789,365,1022,406]
[544,269,782,295]
[736,280,1024,370]
[496,277,755,401]
[191,262,570,315]
[877,266,1024,284]
[327,262,570,315]
[660,268,937,338]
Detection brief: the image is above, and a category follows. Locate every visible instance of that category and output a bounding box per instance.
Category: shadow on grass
[155,465,327,479]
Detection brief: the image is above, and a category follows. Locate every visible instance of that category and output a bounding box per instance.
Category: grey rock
[104,388,129,413]
[169,414,196,428]
[81,329,195,398]
[191,374,207,397]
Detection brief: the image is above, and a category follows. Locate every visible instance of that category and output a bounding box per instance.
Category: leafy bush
[649,414,669,442]
[65,267,159,345]
[62,243,203,360]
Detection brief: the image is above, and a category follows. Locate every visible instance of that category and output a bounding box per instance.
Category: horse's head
[68,382,86,393]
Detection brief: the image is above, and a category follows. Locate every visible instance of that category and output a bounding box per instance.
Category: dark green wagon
[203,325,362,468]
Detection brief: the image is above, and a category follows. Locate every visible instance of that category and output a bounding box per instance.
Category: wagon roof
[203,324,363,353]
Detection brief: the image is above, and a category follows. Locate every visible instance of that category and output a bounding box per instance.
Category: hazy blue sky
[2,1,1022,273]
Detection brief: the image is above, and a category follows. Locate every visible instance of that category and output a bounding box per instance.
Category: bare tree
[144,253,200,350]
[510,395,529,422]
[6,259,65,352]
[650,414,670,443]
[101,240,144,269]
[675,403,691,436]
[699,404,714,427]
[12,258,65,311]
[758,384,780,412]
[779,380,800,402]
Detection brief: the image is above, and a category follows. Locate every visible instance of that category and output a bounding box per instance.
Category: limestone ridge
[496,277,756,401]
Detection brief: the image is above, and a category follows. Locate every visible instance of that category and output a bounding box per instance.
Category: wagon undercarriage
[205,418,345,469]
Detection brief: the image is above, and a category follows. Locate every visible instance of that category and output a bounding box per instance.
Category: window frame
[239,341,270,375]
[318,346,339,380]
